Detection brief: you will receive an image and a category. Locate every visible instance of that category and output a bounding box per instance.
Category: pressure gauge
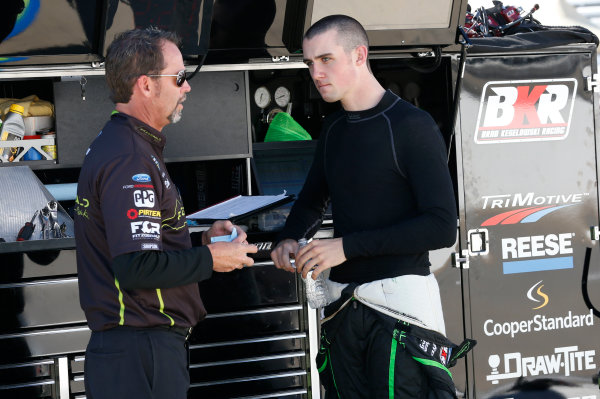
[254,86,271,109]
[274,86,291,107]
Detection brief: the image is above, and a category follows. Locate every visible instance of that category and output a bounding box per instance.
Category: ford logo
[132,174,151,182]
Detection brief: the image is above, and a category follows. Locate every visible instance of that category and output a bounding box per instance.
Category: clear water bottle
[298,238,332,309]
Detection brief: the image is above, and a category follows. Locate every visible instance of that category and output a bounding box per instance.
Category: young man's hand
[270,239,299,273]
[295,238,346,279]
[271,238,346,279]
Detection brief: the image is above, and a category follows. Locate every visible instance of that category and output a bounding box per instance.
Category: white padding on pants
[354,273,446,336]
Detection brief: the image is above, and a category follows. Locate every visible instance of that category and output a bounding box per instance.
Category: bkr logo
[474,79,577,144]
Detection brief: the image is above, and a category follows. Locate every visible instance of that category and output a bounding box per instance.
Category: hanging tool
[17,210,39,241]
[40,206,51,239]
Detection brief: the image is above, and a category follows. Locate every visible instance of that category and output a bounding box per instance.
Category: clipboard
[186,192,294,224]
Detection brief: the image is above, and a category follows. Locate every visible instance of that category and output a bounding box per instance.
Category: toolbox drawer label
[474,79,577,144]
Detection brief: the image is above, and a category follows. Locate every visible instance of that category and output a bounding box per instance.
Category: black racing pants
[318,300,429,399]
[84,327,189,399]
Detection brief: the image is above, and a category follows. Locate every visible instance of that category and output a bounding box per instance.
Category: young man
[271,15,459,398]
[74,28,257,399]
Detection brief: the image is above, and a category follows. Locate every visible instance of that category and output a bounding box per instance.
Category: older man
[74,28,257,399]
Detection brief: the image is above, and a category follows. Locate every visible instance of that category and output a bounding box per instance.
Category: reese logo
[487,346,596,385]
[474,79,577,144]
[134,190,155,208]
[501,233,574,274]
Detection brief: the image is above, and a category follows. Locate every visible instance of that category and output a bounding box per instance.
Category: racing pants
[317,291,473,399]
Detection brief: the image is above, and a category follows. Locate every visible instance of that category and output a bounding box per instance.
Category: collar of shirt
[112,112,166,149]
[344,90,398,122]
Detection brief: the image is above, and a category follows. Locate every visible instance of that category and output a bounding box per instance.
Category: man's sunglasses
[146,69,187,87]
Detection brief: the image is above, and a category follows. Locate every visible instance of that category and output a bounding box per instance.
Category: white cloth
[353,274,446,335]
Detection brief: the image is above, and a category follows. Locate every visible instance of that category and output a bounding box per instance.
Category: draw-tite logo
[474,79,577,144]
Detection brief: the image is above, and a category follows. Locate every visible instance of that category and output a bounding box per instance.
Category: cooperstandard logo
[474,79,577,144]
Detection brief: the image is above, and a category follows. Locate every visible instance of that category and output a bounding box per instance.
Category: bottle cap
[8,103,25,116]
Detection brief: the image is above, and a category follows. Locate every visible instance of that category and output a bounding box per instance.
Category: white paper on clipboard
[186,191,291,221]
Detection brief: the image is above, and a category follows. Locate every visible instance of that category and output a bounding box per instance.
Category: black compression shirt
[75,112,212,331]
[279,90,457,284]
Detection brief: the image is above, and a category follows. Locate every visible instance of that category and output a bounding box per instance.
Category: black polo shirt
[75,112,207,331]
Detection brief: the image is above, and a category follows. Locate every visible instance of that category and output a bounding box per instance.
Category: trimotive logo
[487,346,596,384]
[480,192,586,226]
[482,204,575,226]
[474,79,577,144]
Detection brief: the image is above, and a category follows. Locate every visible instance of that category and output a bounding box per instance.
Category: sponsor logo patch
[527,280,549,310]
[127,209,161,219]
[483,309,593,339]
[474,79,577,144]
[501,232,574,274]
[132,173,151,183]
[130,221,161,240]
[487,345,596,384]
[134,190,155,208]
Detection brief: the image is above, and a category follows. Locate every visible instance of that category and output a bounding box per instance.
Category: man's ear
[355,45,368,67]
[135,75,154,98]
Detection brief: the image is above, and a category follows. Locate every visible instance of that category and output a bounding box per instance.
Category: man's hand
[208,241,257,272]
[202,220,248,245]
[295,238,346,279]
[270,238,299,273]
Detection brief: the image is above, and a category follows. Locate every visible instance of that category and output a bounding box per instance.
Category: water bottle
[297,238,332,309]
[0,104,26,162]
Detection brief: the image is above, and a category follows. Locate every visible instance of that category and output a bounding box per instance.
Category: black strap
[187,0,214,82]
[582,247,600,318]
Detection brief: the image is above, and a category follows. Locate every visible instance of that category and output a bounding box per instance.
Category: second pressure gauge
[254,86,271,109]
[274,86,291,108]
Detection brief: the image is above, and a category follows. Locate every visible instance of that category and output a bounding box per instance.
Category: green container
[264,112,311,142]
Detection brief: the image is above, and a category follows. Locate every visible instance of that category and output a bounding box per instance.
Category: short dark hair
[105,27,181,104]
[304,14,369,53]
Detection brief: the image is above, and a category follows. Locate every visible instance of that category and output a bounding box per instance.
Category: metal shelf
[0,237,75,254]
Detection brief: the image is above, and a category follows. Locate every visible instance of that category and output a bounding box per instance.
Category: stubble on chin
[168,95,187,124]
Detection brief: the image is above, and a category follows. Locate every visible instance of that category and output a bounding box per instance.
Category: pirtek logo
[474,79,577,144]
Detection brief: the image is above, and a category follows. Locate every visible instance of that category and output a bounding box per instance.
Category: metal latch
[467,228,489,255]
[452,250,469,269]
[271,55,290,62]
[586,74,599,92]
[591,226,600,241]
